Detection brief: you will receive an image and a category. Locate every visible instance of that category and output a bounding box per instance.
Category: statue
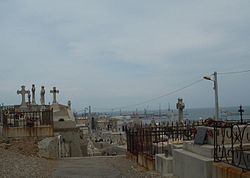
[31,84,36,105]
[68,100,71,109]
[40,86,45,105]
[28,91,31,105]
[176,98,185,122]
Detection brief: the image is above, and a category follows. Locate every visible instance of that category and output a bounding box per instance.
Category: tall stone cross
[238,105,244,123]
[50,87,59,104]
[17,85,30,107]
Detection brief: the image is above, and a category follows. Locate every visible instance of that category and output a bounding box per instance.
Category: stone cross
[31,84,36,105]
[238,105,244,123]
[176,98,185,122]
[40,86,45,105]
[50,87,59,104]
[17,85,30,107]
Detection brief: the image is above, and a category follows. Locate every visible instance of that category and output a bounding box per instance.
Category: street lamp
[203,71,220,121]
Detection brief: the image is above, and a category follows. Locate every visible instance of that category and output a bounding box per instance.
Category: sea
[140,106,250,124]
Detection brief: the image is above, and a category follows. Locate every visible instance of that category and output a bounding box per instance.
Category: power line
[218,69,250,75]
[86,69,250,112]
[113,78,204,110]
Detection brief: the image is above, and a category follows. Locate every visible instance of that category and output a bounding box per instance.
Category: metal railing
[126,120,203,158]
[214,120,250,171]
[2,108,53,128]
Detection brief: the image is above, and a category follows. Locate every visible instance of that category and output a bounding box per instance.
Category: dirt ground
[0,138,175,178]
[0,138,57,178]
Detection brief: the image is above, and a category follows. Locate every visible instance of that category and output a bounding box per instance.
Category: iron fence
[214,121,250,171]
[2,108,53,128]
[126,120,203,158]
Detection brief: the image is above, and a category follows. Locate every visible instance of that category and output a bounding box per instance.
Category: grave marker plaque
[194,127,208,145]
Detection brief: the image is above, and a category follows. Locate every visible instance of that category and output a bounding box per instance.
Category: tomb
[172,124,250,178]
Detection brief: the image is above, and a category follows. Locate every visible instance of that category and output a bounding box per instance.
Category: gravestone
[194,127,208,145]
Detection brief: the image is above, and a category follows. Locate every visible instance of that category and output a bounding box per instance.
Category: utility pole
[204,71,220,121]
[214,72,220,121]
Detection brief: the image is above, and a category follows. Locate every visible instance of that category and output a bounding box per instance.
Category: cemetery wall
[2,126,53,137]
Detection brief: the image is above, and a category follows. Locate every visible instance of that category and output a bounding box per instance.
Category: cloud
[0,0,250,110]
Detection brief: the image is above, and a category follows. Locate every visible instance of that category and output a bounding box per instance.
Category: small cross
[17,85,30,107]
[238,105,244,123]
[50,87,59,104]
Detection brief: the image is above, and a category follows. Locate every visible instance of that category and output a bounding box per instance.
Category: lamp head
[203,76,212,81]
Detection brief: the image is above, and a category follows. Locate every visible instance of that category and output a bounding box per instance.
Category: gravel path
[50,156,171,178]
[0,139,175,178]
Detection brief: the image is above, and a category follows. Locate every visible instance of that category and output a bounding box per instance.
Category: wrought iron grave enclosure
[214,121,250,171]
[2,108,53,128]
[126,121,203,158]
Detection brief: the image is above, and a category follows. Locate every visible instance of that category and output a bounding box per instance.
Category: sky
[0,0,250,112]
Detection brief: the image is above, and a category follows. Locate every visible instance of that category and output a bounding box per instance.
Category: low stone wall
[213,162,250,178]
[155,154,173,177]
[38,136,59,159]
[127,152,138,163]
[56,131,84,157]
[137,153,155,170]
[173,148,213,178]
[2,126,53,138]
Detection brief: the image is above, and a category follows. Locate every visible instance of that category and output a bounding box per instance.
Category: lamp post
[203,71,220,121]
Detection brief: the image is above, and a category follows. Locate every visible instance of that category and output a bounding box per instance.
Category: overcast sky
[0,0,250,112]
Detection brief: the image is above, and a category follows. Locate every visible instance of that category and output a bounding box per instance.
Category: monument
[31,84,36,105]
[40,86,45,105]
[50,87,59,104]
[28,91,31,105]
[68,100,71,110]
[17,85,30,108]
[176,98,185,122]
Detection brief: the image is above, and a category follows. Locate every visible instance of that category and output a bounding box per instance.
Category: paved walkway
[50,156,162,178]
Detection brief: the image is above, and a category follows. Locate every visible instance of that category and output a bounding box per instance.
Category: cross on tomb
[50,87,59,104]
[17,85,30,107]
[238,105,244,123]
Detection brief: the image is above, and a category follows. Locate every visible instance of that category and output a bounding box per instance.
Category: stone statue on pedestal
[176,98,185,122]
[40,86,45,105]
[68,100,71,109]
[31,84,36,105]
